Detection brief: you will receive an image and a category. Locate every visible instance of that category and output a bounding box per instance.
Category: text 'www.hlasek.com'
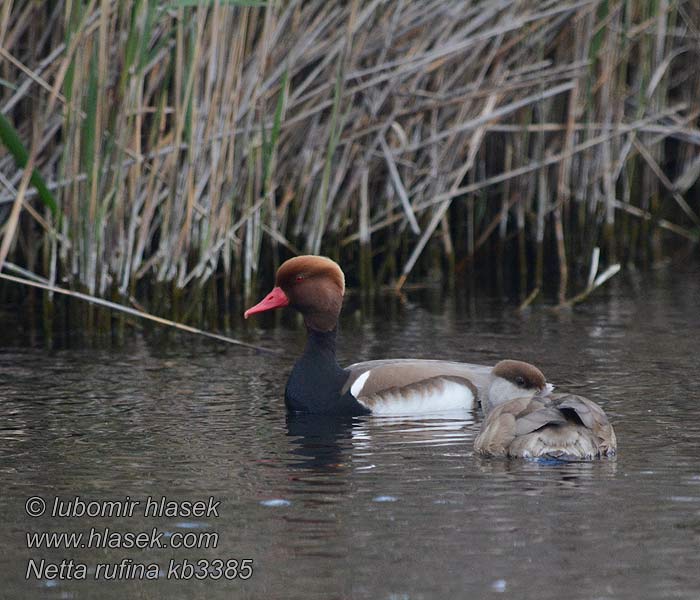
[24,495,253,582]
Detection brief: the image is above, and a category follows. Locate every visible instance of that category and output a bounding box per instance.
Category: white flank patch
[368,380,474,415]
[350,370,371,398]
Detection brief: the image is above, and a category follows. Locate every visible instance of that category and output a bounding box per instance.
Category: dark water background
[2,263,700,599]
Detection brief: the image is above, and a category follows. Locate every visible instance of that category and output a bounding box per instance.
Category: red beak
[244,286,290,318]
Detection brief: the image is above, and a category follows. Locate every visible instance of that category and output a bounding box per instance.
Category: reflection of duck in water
[475,361,617,460]
[285,414,356,473]
[245,256,548,416]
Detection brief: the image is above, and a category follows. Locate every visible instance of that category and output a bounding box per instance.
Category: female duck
[474,361,617,459]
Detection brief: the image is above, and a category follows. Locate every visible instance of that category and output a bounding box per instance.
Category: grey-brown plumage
[344,360,491,395]
[341,360,491,413]
[474,393,617,460]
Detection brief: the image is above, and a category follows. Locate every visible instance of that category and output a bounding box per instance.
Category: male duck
[245,255,551,416]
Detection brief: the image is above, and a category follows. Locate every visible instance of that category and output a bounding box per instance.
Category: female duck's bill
[244,256,555,416]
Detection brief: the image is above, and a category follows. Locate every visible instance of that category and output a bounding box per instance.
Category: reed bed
[1,0,699,328]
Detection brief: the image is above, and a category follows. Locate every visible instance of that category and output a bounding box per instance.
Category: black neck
[284,327,368,415]
[305,327,339,360]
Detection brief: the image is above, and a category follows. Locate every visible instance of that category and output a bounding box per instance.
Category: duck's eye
[515,376,526,387]
[295,274,304,282]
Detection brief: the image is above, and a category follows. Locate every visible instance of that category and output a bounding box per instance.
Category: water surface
[2,265,700,599]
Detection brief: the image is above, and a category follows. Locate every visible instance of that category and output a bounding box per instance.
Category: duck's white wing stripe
[350,370,371,398]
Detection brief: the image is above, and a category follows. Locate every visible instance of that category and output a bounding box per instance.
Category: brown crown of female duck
[491,360,547,391]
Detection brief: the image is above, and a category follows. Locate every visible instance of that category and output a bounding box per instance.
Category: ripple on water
[260,499,292,507]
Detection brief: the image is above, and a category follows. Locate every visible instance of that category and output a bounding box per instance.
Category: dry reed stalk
[0,0,697,325]
[0,154,34,270]
[0,271,278,353]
